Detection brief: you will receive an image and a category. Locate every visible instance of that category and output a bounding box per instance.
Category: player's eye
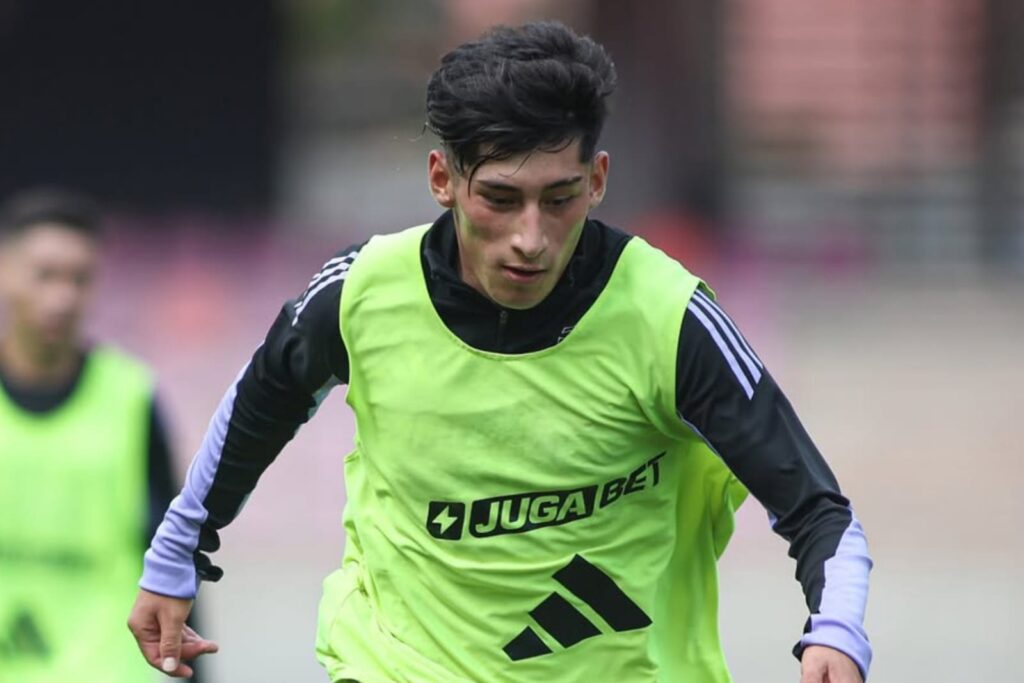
[544,195,576,208]
[483,194,517,209]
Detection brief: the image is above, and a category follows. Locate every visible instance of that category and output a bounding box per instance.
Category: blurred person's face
[428,140,609,310]
[0,223,98,351]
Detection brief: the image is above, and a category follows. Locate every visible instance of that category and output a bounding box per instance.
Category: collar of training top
[416,210,629,354]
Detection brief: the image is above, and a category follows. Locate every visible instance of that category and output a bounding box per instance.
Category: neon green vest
[0,347,155,683]
[316,225,747,682]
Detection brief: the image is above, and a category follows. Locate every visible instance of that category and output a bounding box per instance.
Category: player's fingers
[181,638,220,660]
[181,622,212,643]
[166,661,194,678]
[181,622,220,655]
[126,608,163,668]
[155,609,185,674]
[143,647,192,679]
[134,639,162,669]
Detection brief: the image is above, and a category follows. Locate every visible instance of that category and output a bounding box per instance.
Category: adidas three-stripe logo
[687,289,764,399]
[503,555,651,661]
[292,249,360,324]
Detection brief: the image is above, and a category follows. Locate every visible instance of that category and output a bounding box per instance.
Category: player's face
[0,223,98,350]
[428,140,609,310]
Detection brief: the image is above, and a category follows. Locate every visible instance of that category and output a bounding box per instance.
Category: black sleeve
[675,294,873,673]
[146,397,177,545]
[191,243,363,583]
[674,293,854,615]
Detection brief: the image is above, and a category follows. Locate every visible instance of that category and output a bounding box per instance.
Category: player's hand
[800,645,863,683]
[127,588,219,678]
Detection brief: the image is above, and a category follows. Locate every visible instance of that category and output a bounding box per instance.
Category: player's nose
[511,207,546,260]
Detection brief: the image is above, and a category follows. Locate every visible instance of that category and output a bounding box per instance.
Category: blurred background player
[0,188,208,682]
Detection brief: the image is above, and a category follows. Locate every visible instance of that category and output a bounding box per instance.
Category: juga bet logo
[426,452,665,540]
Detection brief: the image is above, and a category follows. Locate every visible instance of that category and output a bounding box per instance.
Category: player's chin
[491,285,549,311]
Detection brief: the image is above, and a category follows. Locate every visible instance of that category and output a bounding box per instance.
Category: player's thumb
[156,609,184,673]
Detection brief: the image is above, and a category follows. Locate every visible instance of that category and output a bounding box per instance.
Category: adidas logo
[0,608,51,661]
[503,554,651,660]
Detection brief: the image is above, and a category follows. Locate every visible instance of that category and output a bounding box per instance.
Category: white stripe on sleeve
[293,270,351,323]
[295,251,359,310]
[691,292,762,384]
[694,290,763,369]
[687,301,755,399]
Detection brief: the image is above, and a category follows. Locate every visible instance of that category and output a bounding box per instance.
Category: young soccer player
[130,22,871,682]
[0,188,207,682]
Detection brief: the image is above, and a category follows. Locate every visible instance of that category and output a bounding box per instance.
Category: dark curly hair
[426,21,617,181]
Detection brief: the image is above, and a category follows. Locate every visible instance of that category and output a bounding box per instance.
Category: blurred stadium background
[2,0,1021,680]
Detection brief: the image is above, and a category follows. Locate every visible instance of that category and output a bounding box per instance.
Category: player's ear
[588,151,610,209]
[428,150,457,209]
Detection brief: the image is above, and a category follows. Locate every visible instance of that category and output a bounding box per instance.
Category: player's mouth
[501,265,546,283]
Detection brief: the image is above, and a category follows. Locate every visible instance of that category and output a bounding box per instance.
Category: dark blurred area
[0,0,277,211]
[2,0,1022,266]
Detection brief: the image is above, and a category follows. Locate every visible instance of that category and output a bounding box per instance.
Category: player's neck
[0,331,82,389]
